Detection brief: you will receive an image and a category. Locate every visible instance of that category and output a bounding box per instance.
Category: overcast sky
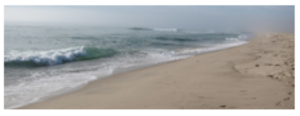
[4,6,294,32]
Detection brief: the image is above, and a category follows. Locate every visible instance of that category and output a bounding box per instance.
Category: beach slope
[21,33,294,109]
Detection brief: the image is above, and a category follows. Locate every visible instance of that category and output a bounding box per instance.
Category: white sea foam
[111,49,187,69]
[172,41,248,55]
[153,28,179,32]
[166,34,249,55]
[5,67,113,109]
[225,34,248,42]
[5,46,87,66]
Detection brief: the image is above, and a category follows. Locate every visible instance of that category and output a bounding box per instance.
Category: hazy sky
[4,6,294,32]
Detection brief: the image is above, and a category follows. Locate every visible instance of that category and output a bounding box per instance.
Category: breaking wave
[5,46,118,67]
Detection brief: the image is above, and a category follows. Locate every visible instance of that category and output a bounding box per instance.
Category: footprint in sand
[220,105,226,108]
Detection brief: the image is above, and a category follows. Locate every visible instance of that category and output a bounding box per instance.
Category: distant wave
[171,41,248,55]
[153,28,180,32]
[225,34,248,42]
[129,27,180,32]
[129,27,152,31]
[5,46,118,67]
[155,36,198,42]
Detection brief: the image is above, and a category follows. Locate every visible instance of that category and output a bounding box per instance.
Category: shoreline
[6,39,247,109]
[19,33,294,109]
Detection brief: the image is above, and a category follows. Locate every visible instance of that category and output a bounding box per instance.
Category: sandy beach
[20,33,294,109]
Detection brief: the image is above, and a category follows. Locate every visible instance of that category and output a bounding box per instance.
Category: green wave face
[75,47,118,61]
[5,47,119,67]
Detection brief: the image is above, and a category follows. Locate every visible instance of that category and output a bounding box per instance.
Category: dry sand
[20,33,294,109]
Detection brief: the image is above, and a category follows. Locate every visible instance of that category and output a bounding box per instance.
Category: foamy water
[5,46,86,66]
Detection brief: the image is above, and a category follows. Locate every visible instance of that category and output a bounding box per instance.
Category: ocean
[4,25,251,108]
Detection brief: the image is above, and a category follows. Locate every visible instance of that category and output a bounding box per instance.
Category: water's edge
[15,40,250,109]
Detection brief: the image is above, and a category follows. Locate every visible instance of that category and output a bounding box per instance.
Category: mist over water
[5,6,294,32]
